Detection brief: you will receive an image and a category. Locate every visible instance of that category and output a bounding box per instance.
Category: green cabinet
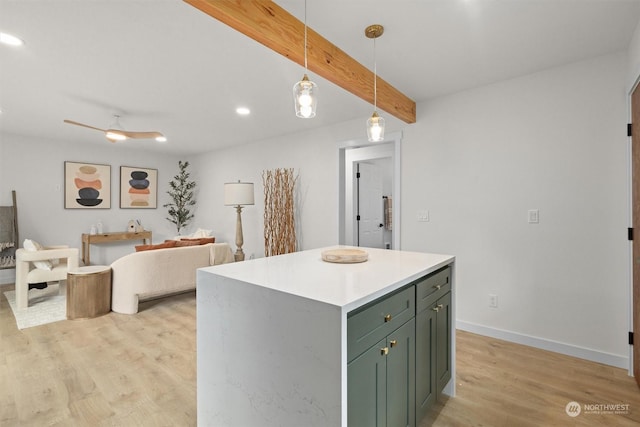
[435,291,452,392]
[348,286,416,427]
[348,338,387,427]
[385,318,416,427]
[415,303,436,418]
[415,267,452,421]
[348,318,415,427]
[348,265,452,427]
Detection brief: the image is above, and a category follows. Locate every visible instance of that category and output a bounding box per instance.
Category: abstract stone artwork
[120,166,157,209]
[64,161,111,209]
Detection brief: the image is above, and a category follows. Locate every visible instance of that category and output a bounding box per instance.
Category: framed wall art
[64,161,111,209]
[120,166,158,209]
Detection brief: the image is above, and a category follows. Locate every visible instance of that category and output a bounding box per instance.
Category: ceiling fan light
[293,74,317,118]
[367,111,385,142]
[0,32,24,46]
[105,131,127,142]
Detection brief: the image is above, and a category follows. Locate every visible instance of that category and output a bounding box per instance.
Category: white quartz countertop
[200,246,454,312]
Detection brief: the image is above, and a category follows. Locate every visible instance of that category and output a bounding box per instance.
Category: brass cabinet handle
[432,304,443,312]
[384,314,392,322]
[380,347,389,355]
[390,339,397,348]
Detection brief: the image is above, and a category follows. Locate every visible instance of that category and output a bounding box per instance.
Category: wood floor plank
[2,283,639,426]
[422,330,640,426]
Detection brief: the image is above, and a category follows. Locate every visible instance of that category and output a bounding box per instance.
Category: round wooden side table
[66,265,112,320]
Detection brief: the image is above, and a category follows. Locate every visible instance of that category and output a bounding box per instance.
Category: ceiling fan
[63,115,166,143]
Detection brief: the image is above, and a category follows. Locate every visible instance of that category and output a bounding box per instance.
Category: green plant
[164,160,196,234]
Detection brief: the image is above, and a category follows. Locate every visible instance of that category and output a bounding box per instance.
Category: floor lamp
[224,181,254,262]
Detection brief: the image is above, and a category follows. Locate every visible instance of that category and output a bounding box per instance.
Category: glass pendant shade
[367,111,385,142]
[293,74,317,118]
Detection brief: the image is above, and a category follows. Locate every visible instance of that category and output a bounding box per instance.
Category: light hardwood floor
[1,283,639,426]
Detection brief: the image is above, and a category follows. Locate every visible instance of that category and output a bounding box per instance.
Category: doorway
[338,131,402,249]
[356,160,392,248]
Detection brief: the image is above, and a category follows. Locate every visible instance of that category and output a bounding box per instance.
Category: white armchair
[15,246,79,309]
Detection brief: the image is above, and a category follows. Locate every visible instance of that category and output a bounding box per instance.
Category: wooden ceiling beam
[183,0,416,124]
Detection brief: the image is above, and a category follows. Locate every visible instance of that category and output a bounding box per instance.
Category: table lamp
[224,181,254,261]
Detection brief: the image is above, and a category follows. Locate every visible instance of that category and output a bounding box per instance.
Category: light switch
[528,209,539,224]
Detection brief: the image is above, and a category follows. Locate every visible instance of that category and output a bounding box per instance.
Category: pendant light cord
[373,35,377,111]
[304,0,308,71]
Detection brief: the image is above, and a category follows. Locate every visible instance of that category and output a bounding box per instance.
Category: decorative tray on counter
[321,248,368,264]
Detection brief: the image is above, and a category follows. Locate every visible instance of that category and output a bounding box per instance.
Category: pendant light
[293,0,317,118]
[365,24,385,142]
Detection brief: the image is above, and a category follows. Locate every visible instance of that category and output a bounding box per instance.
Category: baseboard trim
[456,320,629,370]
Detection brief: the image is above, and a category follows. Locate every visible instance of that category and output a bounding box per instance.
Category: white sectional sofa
[111,242,234,314]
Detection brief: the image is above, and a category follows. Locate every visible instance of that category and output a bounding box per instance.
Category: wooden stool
[67,265,112,319]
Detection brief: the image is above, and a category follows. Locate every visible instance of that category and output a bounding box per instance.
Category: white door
[357,162,385,248]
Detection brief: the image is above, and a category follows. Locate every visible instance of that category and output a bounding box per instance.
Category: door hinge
[628,123,633,137]
[356,215,361,221]
[629,228,634,241]
[356,172,361,179]
[629,331,634,345]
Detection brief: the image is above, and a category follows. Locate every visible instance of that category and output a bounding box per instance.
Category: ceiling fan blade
[66,118,164,142]
[114,130,165,140]
[63,119,106,132]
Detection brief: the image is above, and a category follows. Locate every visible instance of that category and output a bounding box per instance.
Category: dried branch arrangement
[263,168,297,257]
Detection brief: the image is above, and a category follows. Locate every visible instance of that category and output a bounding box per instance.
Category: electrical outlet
[417,210,429,222]
[489,294,498,308]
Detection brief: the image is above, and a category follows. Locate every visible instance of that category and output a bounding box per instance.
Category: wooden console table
[81,231,152,265]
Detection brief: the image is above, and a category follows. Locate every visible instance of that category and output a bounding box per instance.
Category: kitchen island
[196,246,455,426]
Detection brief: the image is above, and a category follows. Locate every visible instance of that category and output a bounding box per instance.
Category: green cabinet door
[386,318,416,427]
[415,305,436,421]
[436,292,452,393]
[348,338,387,427]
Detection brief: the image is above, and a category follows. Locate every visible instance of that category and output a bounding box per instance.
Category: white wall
[403,52,629,366]
[0,134,182,282]
[628,17,640,91]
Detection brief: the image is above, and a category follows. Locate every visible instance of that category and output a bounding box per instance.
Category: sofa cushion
[23,239,53,270]
[180,237,216,245]
[135,240,177,252]
[174,240,201,247]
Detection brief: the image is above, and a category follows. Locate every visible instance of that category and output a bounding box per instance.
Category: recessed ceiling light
[156,136,167,142]
[236,107,250,116]
[0,32,24,47]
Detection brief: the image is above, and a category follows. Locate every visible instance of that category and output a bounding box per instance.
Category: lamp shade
[224,181,254,206]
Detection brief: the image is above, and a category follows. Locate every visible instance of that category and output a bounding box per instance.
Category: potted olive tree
[164,160,196,235]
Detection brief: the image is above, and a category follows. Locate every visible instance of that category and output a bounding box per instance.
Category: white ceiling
[1,0,640,155]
